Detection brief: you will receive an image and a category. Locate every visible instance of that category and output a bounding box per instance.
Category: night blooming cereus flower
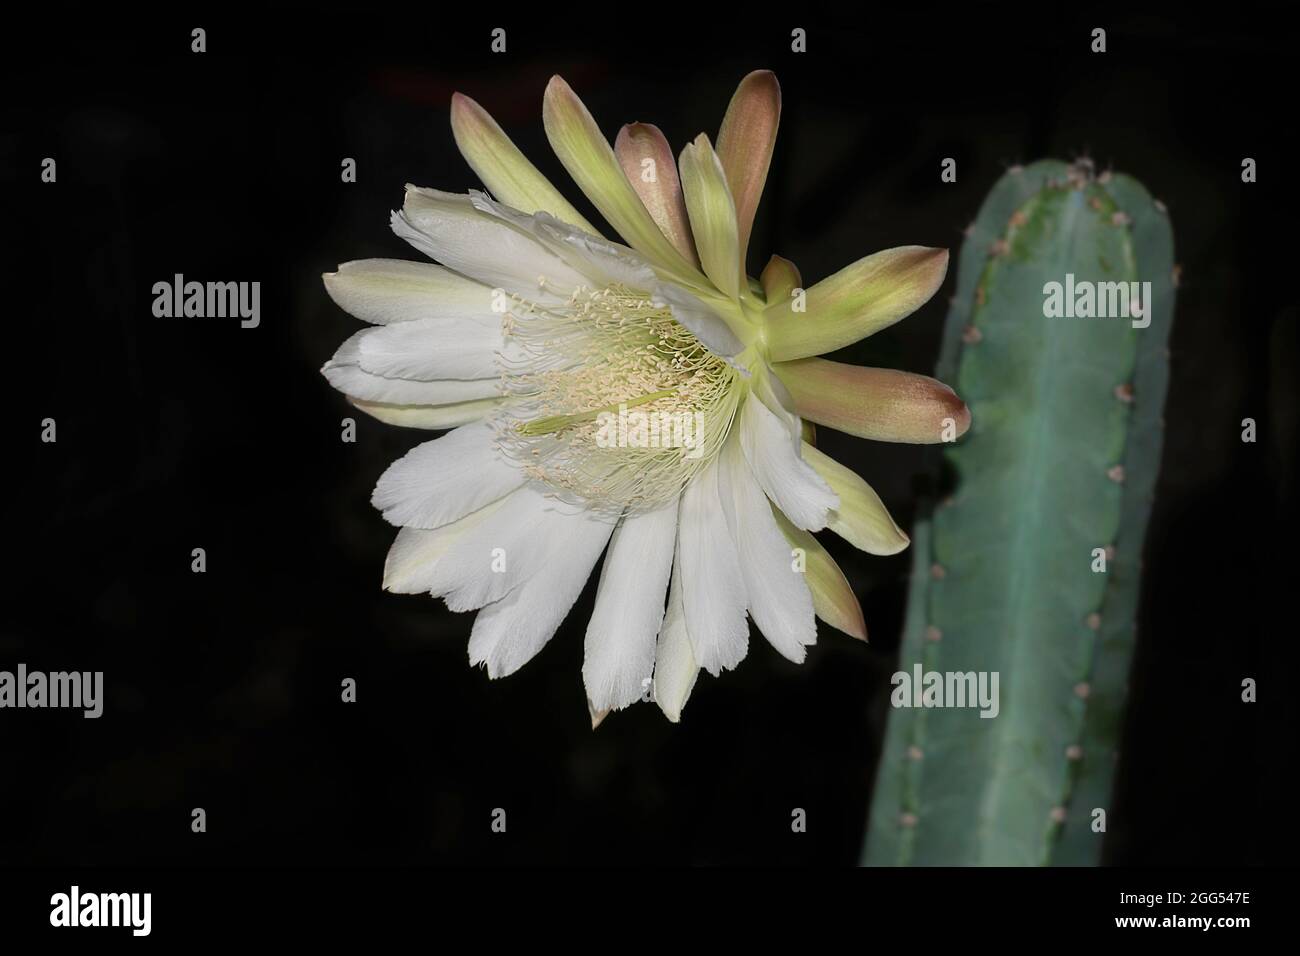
[321,72,970,724]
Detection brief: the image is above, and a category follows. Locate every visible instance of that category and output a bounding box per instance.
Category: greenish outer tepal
[864,160,1177,866]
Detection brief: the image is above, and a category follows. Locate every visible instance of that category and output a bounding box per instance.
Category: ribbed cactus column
[864,160,1177,866]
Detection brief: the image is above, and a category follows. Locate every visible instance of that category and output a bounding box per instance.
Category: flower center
[494,284,742,513]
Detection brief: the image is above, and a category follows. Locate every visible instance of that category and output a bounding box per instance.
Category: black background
[3,10,1295,867]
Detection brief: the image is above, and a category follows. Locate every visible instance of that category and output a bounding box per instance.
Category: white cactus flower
[322,72,969,723]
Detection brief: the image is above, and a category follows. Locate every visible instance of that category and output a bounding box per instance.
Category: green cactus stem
[864,160,1177,866]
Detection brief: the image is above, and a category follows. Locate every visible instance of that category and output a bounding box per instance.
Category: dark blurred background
[2,11,1294,865]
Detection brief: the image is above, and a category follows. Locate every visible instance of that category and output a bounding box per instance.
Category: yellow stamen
[496,283,742,511]
[515,389,676,436]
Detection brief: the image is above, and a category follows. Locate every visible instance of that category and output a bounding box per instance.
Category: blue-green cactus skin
[864,161,1176,866]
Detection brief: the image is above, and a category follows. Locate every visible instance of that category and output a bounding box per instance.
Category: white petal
[468,192,656,291]
[720,434,817,663]
[676,454,749,675]
[325,366,501,405]
[425,485,614,613]
[350,397,503,430]
[650,282,745,359]
[382,497,510,593]
[371,421,523,529]
[468,512,615,678]
[323,258,497,325]
[323,331,503,405]
[755,365,803,453]
[393,187,589,305]
[653,557,699,722]
[738,392,838,531]
[582,499,678,711]
[357,317,511,381]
